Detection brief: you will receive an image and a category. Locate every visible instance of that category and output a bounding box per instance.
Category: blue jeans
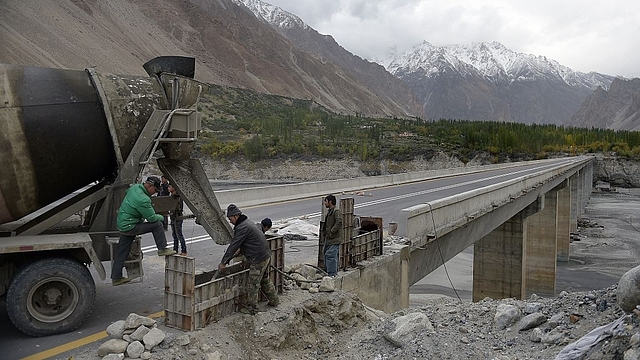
[171,218,186,253]
[323,244,339,277]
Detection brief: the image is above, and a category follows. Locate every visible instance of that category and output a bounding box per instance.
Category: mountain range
[384,41,617,125]
[235,0,640,129]
[1,0,639,129]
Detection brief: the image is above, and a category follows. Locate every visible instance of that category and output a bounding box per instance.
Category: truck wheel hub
[27,276,79,323]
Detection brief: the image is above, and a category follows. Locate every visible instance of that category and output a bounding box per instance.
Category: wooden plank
[194,290,243,312]
[165,255,196,331]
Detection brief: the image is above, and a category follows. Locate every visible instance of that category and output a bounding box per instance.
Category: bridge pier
[473,186,569,300]
[523,190,558,298]
[472,211,526,301]
[557,181,571,262]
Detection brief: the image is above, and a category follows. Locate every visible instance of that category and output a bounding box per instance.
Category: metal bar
[15,184,108,236]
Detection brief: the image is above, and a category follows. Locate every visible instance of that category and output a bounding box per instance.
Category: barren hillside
[0,0,419,117]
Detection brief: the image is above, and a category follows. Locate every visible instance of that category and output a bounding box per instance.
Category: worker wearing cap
[220,204,279,314]
[111,176,176,286]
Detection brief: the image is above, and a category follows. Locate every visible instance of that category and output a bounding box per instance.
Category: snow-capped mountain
[231,0,309,30]
[385,41,613,90]
[385,41,618,124]
[236,0,623,125]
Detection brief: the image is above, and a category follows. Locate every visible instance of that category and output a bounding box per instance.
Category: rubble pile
[578,218,604,229]
[283,263,337,293]
[91,284,640,360]
[98,313,169,359]
[344,286,640,360]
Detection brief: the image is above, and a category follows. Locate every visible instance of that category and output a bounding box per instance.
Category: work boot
[112,277,131,286]
[261,278,279,306]
[180,252,188,256]
[239,305,259,315]
[157,248,177,256]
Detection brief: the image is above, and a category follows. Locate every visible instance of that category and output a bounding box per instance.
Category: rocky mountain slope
[233,0,426,118]
[385,41,618,125]
[570,77,640,131]
[0,0,417,118]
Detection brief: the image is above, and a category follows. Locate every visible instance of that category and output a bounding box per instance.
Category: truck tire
[6,258,96,337]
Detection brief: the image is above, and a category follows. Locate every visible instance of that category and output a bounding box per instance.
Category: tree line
[196,85,640,163]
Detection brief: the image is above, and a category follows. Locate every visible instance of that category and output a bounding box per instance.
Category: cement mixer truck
[0,57,234,336]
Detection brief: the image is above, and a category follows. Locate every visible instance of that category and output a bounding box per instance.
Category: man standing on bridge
[111,176,176,286]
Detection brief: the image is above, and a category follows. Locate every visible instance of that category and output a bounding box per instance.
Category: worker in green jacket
[111,176,176,286]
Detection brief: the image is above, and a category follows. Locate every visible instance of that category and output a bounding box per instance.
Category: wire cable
[426,202,462,302]
[286,243,318,253]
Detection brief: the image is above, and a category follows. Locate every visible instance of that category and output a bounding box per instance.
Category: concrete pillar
[556,183,571,262]
[582,163,592,210]
[577,169,584,219]
[472,213,525,301]
[569,174,578,232]
[400,245,410,309]
[523,192,558,298]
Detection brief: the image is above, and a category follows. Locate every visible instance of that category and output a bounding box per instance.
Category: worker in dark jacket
[168,183,187,256]
[322,194,342,277]
[159,176,170,230]
[111,176,176,286]
[219,204,279,314]
[258,217,272,233]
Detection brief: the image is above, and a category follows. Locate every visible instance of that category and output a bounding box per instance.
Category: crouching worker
[219,204,279,314]
[111,176,176,286]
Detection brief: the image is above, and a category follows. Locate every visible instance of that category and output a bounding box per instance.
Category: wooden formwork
[351,229,382,263]
[266,234,284,295]
[164,235,284,331]
[339,198,355,270]
[354,216,384,262]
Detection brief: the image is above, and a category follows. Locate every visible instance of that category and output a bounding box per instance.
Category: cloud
[267,0,640,77]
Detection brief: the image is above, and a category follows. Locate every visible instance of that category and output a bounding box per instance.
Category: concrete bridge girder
[404,160,593,304]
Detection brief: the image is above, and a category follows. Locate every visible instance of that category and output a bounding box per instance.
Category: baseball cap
[145,176,161,192]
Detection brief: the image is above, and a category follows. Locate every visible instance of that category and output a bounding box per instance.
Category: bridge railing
[398,157,593,249]
[215,159,559,208]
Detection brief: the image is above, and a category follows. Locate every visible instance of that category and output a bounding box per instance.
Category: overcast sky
[265,0,640,78]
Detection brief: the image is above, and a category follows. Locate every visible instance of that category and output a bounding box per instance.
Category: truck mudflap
[158,158,234,245]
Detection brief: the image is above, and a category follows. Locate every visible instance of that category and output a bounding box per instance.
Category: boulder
[494,304,521,330]
[384,312,434,347]
[617,265,640,312]
[124,313,156,329]
[143,327,166,350]
[97,339,129,357]
[126,341,145,359]
[106,320,126,339]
